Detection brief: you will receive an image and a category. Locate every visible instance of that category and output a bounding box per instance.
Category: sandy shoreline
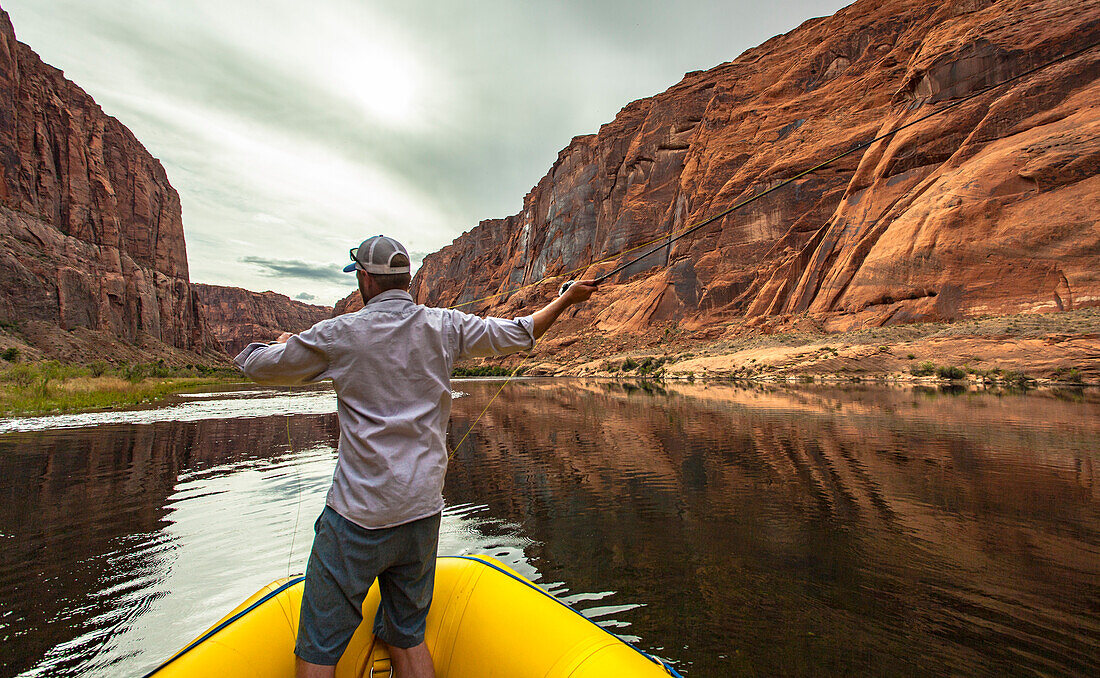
[478,309,1100,387]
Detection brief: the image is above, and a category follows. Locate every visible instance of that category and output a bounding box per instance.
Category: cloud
[240,256,349,285]
[295,292,317,301]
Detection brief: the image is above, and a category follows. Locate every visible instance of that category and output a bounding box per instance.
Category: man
[235,235,597,678]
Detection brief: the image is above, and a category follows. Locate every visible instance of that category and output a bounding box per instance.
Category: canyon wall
[0,7,216,359]
[344,0,1098,349]
[193,284,332,355]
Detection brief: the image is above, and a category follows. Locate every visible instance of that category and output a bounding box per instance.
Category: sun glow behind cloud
[105,85,448,299]
[197,0,435,130]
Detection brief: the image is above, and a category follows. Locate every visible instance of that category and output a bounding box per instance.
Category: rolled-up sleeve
[451,310,536,359]
[234,323,331,385]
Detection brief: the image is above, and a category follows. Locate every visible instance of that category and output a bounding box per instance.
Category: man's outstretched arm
[234,323,330,385]
[452,279,599,359]
[531,279,598,339]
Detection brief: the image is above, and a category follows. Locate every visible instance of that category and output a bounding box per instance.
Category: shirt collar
[365,289,414,306]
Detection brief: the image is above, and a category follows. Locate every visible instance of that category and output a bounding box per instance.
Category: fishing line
[448,347,535,460]
[286,415,303,578]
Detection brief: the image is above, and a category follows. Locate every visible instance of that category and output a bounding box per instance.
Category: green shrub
[936,365,966,380]
[910,361,936,377]
[451,365,524,377]
[31,375,50,398]
[636,356,668,376]
[122,362,149,383]
[907,353,916,360]
[1002,370,1032,388]
[451,363,528,378]
[621,358,638,371]
[1066,368,1083,384]
[1,347,18,362]
[4,364,37,387]
[39,360,83,382]
[89,360,108,377]
[151,359,171,378]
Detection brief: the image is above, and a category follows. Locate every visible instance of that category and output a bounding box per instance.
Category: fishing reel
[559,279,601,297]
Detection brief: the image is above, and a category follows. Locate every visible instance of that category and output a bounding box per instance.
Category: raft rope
[444,37,1099,457]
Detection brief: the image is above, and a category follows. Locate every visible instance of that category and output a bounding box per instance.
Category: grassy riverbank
[0,359,242,416]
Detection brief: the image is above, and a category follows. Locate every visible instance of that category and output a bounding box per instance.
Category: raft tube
[145,555,680,677]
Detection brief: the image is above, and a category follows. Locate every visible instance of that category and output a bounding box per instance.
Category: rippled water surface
[1,380,1097,677]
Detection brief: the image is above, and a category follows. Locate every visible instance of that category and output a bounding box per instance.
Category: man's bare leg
[389,641,436,678]
[296,658,335,678]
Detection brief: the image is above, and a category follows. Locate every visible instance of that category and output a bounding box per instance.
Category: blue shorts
[294,506,441,665]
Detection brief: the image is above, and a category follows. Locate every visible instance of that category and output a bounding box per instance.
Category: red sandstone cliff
[0,7,217,360]
[341,0,1099,351]
[193,284,332,355]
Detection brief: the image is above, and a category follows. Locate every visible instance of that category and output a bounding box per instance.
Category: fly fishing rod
[557,37,1100,297]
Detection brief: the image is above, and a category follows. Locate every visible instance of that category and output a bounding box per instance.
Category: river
[0,380,1097,677]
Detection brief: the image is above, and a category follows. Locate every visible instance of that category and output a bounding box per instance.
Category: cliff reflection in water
[446,380,1099,677]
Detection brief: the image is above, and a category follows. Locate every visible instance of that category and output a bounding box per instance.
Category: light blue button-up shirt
[235,289,535,529]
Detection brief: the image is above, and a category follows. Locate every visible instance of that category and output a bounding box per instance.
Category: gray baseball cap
[344,235,411,274]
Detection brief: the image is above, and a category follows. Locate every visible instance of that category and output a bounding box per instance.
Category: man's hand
[561,279,598,305]
[276,332,293,344]
[532,279,599,339]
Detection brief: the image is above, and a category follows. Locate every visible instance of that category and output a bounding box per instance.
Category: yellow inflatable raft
[144,555,679,677]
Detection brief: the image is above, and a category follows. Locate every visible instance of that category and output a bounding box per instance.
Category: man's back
[236,288,536,529]
[235,234,596,678]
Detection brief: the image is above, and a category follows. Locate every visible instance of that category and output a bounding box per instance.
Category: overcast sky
[5,0,848,304]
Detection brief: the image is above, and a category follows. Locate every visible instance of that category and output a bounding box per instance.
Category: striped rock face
[338,0,1099,345]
